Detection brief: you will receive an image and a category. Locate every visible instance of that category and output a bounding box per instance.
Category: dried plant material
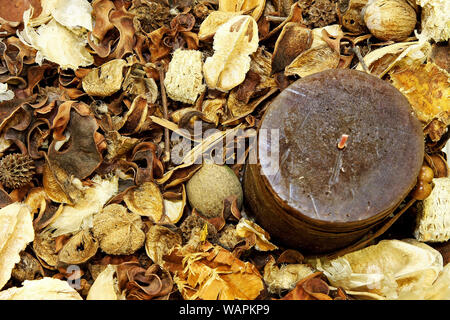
[0,153,34,189]
[203,15,259,92]
[163,186,186,224]
[45,175,118,237]
[279,272,333,300]
[124,181,164,222]
[219,0,266,20]
[311,239,444,299]
[235,218,278,251]
[46,0,93,31]
[298,0,338,28]
[92,204,145,255]
[337,0,368,33]
[0,277,82,300]
[58,229,99,264]
[272,23,313,74]
[87,264,123,300]
[104,131,139,161]
[198,11,240,41]
[11,252,44,282]
[163,242,264,300]
[0,83,14,102]
[33,229,59,268]
[145,225,182,266]
[390,62,450,124]
[164,49,205,104]
[0,203,34,289]
[417,0,450,42]
[186,164,243,219]
[48,109,103,180]
[414,177,450,242]
[18,9,94,70]
[82,59,127,97]
[42,162,79,205]
[122,62,158,102]
[285,25,342,77]
[263,256,314,294]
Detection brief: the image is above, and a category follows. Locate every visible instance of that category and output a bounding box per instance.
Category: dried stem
[352,46,370,74]
[158,66,171,163]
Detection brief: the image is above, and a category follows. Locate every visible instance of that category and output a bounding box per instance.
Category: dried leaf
[0,203,34,289]
[203,15,259,92]
[235,218,278,251]
[0,277,82,300]
[163,242,264,300]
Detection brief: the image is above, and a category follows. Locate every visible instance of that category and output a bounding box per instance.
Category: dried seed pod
[363,0,417,41]
[92,204,145,255]
[145,225,182,265]
[337,0,368,33]
[0,154,34,189]
[58,230,99,265]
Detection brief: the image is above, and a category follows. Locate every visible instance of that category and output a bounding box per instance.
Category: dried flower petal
[235,218,278,251]
[0,202,34,289]
[87,264,123,300]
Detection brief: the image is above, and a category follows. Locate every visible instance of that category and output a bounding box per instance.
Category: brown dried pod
[363,0,417,41]
[11,251,44,282]
[0,153,34,189]
[337,0,368,33]
[57,230,99,265]
[145,225,182,266]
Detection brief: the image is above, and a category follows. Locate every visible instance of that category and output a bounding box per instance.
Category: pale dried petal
[87,265,123,300]
[203,15,259,92]
[198,11,240,41]
[124,181,164,222]
[414,177,450,242]
[0,203,34,290]
[0,277,82,300]
[45,175,118,237]
[18,9,93,70]
[235,218,278,251]
[311,239,443,299]
[219,0,266,20]
[0,83,14,102]
[49,0,93,31]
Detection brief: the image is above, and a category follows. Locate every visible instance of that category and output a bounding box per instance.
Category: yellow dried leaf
[235,218,278,251]
[0,203,34,289]
[390,62,450,124]
[203,15,259,92]
[165,242,264,300]
[82,59,127,97]
[0,278,82,300]
[124,181,164,222]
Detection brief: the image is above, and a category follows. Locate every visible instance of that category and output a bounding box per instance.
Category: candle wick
[337,134,349,150]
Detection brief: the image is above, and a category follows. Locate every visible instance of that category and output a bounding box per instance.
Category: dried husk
[82,59,127,97]
[203,15,259,92]
[0,277,82,300]
[87,264,124,300]
[92,204,145,255]
[124,181,164,222]
[417,0,450,42]
[58,229,99,264]
[235,218,278,251]
[218,0,266,21]
[0,203,34,289]
[311,239,444,299]
[145,225,182,266]
[414,177,450,242]
[198,11,240,41]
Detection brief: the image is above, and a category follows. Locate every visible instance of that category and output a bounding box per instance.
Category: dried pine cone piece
[298,0,338,28]
[0,154,35,189]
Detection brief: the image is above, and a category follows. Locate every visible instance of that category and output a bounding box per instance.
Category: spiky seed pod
[0,154,35,189]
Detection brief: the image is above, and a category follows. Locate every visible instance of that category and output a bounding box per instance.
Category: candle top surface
[258,69,424,223]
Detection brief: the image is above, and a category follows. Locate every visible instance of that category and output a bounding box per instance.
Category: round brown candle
[244,69,424,253]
